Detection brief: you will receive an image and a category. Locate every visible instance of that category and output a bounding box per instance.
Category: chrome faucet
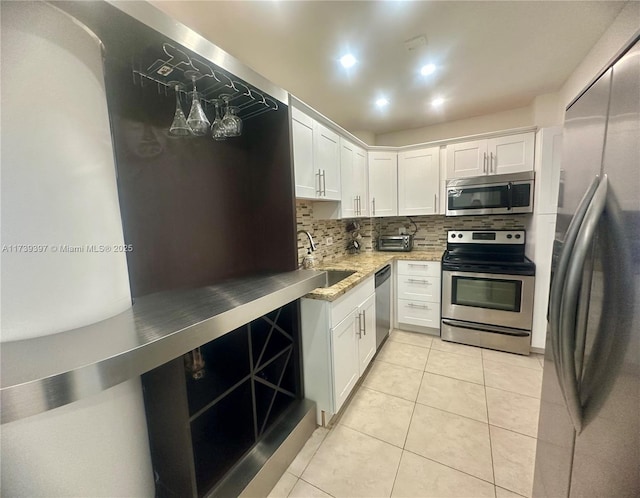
[297,230,317,252]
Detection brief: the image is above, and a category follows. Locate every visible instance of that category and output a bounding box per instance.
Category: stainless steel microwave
[445,171,534,216]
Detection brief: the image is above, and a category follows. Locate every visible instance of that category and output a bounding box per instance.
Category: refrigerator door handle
[579,185,635,427]
[548,175,600,434]
[559,175,608,434]
[549,176,600,368]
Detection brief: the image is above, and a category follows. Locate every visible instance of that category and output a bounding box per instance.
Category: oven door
[441,270,534,330]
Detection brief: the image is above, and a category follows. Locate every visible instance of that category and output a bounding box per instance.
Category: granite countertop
[305,250,443,302]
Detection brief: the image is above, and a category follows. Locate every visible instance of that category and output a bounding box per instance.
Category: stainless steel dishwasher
[375,265,391,350]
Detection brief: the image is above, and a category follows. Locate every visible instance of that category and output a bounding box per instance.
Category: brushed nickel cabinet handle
[490,152,495,173]
[483,152,487,173]
[407,303,429,310]
[407,278,430,284]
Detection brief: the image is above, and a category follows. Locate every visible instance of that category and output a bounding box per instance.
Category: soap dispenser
[302,249,316,269]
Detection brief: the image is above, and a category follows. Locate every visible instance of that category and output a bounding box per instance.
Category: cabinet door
[446,140,488,179]
[292,108,317,199]
[340,139,356,218]
[357,293,376,376]
[368,151,398,217]
[487,132,535,175]
[331,314,358,413]
[353,146,369,217]
[398,147,440,215]
[314,122,341,200]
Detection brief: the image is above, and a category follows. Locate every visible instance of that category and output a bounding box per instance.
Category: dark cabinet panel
[185,326,251,417]
[142,301,302,497]
[191,380,255,497]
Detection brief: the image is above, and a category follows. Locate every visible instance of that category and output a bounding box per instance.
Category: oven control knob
[451,233,456,238]
[507,234,513,239]
[458,234,463,238]
[515,234,521,239]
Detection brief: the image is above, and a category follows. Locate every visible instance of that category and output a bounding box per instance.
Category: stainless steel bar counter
[1,270,326,424]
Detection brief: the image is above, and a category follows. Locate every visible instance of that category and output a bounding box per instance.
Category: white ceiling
[150,1,626,136]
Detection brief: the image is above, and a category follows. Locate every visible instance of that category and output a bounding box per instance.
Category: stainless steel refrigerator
[533,38,640,497]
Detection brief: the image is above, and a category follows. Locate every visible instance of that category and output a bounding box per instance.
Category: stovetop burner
[441,229,536,276]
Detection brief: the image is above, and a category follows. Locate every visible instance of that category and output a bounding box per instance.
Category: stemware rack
[132,42,279,121]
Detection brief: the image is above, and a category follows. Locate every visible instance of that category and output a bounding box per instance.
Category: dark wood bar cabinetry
[143,301,302,497]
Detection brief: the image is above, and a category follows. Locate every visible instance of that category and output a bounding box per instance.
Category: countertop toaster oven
[377,234,414,252]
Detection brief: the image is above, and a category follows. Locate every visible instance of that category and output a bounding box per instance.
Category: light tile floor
[269,329,543,498]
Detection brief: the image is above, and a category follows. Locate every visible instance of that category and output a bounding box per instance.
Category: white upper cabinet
[398,147,440,216]
[446,132,535,179]
[291,106,341,200]
[340,138,368,218]
[313,122,341,200]
[487,132,535,175]
[446,139,488,179]
[368,151,398,217]
[292,107,316,198]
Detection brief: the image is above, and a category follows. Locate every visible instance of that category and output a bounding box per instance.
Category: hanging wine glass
[186,76,210,136]
[220,94,243,138]
[210,99,226,141]
[168,85,191,137]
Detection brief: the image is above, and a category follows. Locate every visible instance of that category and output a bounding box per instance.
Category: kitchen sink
[319,270,356,287]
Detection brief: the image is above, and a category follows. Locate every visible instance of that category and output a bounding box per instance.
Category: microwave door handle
[558,175,608,434]
[507,182,513,210]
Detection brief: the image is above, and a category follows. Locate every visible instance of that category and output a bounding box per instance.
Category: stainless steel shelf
[1,270,325,424]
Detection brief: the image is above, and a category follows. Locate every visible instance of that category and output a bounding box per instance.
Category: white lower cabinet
[396,260,441,334]
[331,313,359,412]
[357,293,376,376]
[301,276,376,424]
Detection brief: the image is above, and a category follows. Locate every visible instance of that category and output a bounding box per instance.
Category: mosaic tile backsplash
[296,200,528,266]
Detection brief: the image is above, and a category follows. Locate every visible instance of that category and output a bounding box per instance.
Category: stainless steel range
[441,230,535,355]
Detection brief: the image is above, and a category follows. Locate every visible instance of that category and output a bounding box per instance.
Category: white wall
[375,105,533,146]
[560,1,640,107]
[0,3,154,495]
[1,1,132,342]
[1,379,154,497]
[351,129,376,146]
[532,93,564,128]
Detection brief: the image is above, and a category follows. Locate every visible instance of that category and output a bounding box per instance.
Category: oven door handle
[441,319,530,337]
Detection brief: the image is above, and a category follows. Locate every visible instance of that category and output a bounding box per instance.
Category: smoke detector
[404,35,427,52]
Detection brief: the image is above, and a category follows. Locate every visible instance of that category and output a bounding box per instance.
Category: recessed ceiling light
[432,97,445,107]
[340,54,357,68]
[421,64,436,76]
[375,98,389,108]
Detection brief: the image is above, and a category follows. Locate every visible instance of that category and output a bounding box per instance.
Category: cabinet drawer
[397,276,441,303]
[331,276,374,326]
[397,260,440,277]
[397,299,440,328]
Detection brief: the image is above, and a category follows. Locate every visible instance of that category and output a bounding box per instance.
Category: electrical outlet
[325,237,333,246]
[399,227,407,235]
